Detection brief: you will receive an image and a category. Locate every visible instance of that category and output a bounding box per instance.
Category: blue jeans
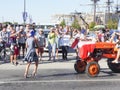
[48,42,56,60]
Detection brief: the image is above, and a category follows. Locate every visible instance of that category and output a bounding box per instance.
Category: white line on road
[0,79,120,84]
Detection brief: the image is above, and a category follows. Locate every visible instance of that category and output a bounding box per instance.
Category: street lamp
[106,0,113,20]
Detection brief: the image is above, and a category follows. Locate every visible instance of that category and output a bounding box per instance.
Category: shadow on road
[99,68,117,77]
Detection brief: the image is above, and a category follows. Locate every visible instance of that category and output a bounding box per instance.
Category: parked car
[43,29,50,51]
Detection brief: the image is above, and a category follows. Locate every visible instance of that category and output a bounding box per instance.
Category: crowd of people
[0,23,120,78]
[0,23,89,78]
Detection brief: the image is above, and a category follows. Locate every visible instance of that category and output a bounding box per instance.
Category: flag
[23,12,28,22]
[71,38,79,49]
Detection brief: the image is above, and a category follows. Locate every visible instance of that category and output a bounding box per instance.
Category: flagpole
[24,0,26,25]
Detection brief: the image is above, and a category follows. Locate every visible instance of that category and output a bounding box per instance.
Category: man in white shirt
[60,32,71,60]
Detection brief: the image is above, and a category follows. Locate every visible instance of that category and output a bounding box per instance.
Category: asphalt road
[0,52,120,90]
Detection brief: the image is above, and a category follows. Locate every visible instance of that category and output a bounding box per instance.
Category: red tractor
[74,42,120,77]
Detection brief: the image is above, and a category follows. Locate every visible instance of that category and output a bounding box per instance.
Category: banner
[23,12,28,22]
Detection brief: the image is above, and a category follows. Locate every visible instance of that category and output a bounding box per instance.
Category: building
[52,11,119,28]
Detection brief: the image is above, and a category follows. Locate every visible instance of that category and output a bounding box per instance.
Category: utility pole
[116,0,120,14]
[116,0,119,13]
[24,0,26,15]
[23,0,27,25]
[91,0,100,23]
[106,0,113,20]
[24,0,26,24]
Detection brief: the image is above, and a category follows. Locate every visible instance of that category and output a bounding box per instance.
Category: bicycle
[0,42,11,63]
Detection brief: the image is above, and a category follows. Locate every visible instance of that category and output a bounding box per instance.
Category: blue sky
[0,0,118,24]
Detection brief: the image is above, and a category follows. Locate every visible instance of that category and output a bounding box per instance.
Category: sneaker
[48,59,51,61]
[65,57,68,60]
[14,62,19,66]
[11,62,14,65]
[53,60,56,62]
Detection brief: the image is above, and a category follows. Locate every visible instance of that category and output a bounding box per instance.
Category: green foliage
[60,19,66,27]
[71,19,80,29]
[89,22,96,30]
[106,19,118,29]
[3,22,12,25]
[13,22,18,25]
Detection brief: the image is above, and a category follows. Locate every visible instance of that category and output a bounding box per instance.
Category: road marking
[0,79,120,84]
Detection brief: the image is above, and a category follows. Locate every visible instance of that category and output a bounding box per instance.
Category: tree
[3,22,12,25]
[89,22,96,30]
[60,19,66,27]
[71,18,80,29]
[107,19,118,29]
[13,22,18,25]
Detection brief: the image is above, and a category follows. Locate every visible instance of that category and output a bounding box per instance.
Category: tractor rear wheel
[74,60,87,73]
[86,61,100,77]
[107,58,120,73]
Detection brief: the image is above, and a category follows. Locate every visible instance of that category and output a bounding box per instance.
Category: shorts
[10,45,19,55]
[39,47,44,53]
[18,43,25,50]
[35,43,38,48]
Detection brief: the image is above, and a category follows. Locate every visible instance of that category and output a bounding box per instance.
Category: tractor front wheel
[86,61,100,77]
